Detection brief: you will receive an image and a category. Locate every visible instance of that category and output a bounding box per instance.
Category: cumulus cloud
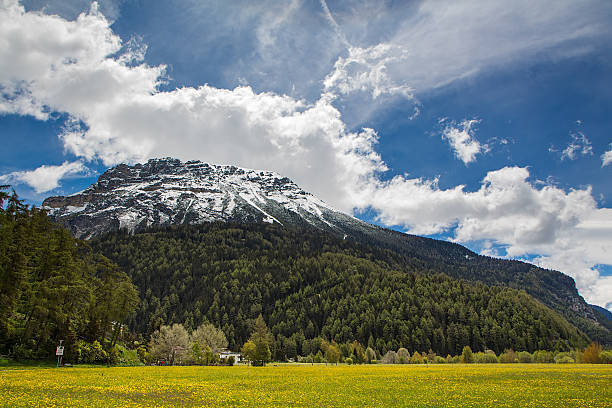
[602,144,612,167]
[0,161,88,193]
[363,166,595,240]
[561,131,593,160]
[441,119,487,165]
[0,0,384,212]
[1,1,611,310]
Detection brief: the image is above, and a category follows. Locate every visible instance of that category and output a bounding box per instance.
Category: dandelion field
[1,364,610,407]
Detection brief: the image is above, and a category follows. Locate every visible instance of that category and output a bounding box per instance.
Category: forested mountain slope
[44,159,610,345]
[354,228,612,345]
[92,223,590,356]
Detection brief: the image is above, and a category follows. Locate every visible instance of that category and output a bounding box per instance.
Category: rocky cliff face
[43,158,373,239]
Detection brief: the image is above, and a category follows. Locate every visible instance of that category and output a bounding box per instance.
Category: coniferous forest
[91,222,590,358]
[0,188,138,361]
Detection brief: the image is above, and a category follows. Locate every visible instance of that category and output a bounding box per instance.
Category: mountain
[43,157,372,240]
[91,222,589,355]
[43,158,611,345]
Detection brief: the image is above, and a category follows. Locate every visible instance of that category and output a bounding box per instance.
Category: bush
[500,349,518,363]
[410,351,424,364]
[397,348,410,364]
[533,350,554,363]
[555,352,575,364]
[365,347,376,364]
[381,351,397,364]
[433,356,446,364]
[227,355,235,366]
[76,340,108,364]
[556,356,575,364]
[518,351,533,363]
[345,357,353,365]
[446,354,460,364]
[115,345,144,366]
[300,355,313,363]
[599,350,612,364]
[581,343,603,364]
[313,351,324,363]
[474,352,498,363]
[461,346,474,364]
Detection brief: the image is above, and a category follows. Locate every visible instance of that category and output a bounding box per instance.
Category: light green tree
[365,347,377,364]
[461,346,474,364]
[149,323,190,365]
[325,342,341,365]
[397,348,410,364]
[248,315,273,366]
[191,322,228,353]
[241,340,257,365]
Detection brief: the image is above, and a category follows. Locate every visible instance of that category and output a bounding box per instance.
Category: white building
[219,350,242,363]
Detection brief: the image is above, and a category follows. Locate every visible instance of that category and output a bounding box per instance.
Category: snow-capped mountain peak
[43,158,364,239]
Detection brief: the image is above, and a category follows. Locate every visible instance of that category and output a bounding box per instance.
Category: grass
[1,364,610,407]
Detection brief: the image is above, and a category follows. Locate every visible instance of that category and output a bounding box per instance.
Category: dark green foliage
[350,228,612,345]
[0,188,139,360]
[91,222,589,356]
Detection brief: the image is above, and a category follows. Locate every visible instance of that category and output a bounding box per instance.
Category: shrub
[299,355,313,364]
[581,342,603,364]
[518,351,533,363]
[533,350,554,363]
[381,351,397,364]
[76,340,107,364]
[227,356,235,366]
[313,351,324,363]
[397,348,410,364]
[555,352,575,364]
[461,346,474,364]
[599,350,612,364]
[365,347,376,364]
[345,357,353,365]
[474,352,498,363]
[446,354,460,364]
[433,356,446,364]
[410,351,424,364]
[500,349,518,363]
[115,345,143,366]
[556,356,575,364]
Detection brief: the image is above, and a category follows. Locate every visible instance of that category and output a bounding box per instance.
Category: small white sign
[56,346,64,356]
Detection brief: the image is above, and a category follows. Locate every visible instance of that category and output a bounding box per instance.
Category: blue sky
[1,0,611,310]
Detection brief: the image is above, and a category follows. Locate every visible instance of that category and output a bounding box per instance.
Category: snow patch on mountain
[43,158,365,239]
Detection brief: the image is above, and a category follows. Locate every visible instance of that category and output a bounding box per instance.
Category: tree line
[0,188,138,361]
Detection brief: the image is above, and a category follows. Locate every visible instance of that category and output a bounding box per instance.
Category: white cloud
[1,1,611,310]
[561,131,593,160]
[602,144,612,167]
[323,44,413,100]
[0,0,384,212]
[441,119,487,165]
[383,0,610,93]
[0,161,88,193]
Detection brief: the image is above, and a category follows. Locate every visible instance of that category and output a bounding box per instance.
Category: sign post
[56,340,64,367]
